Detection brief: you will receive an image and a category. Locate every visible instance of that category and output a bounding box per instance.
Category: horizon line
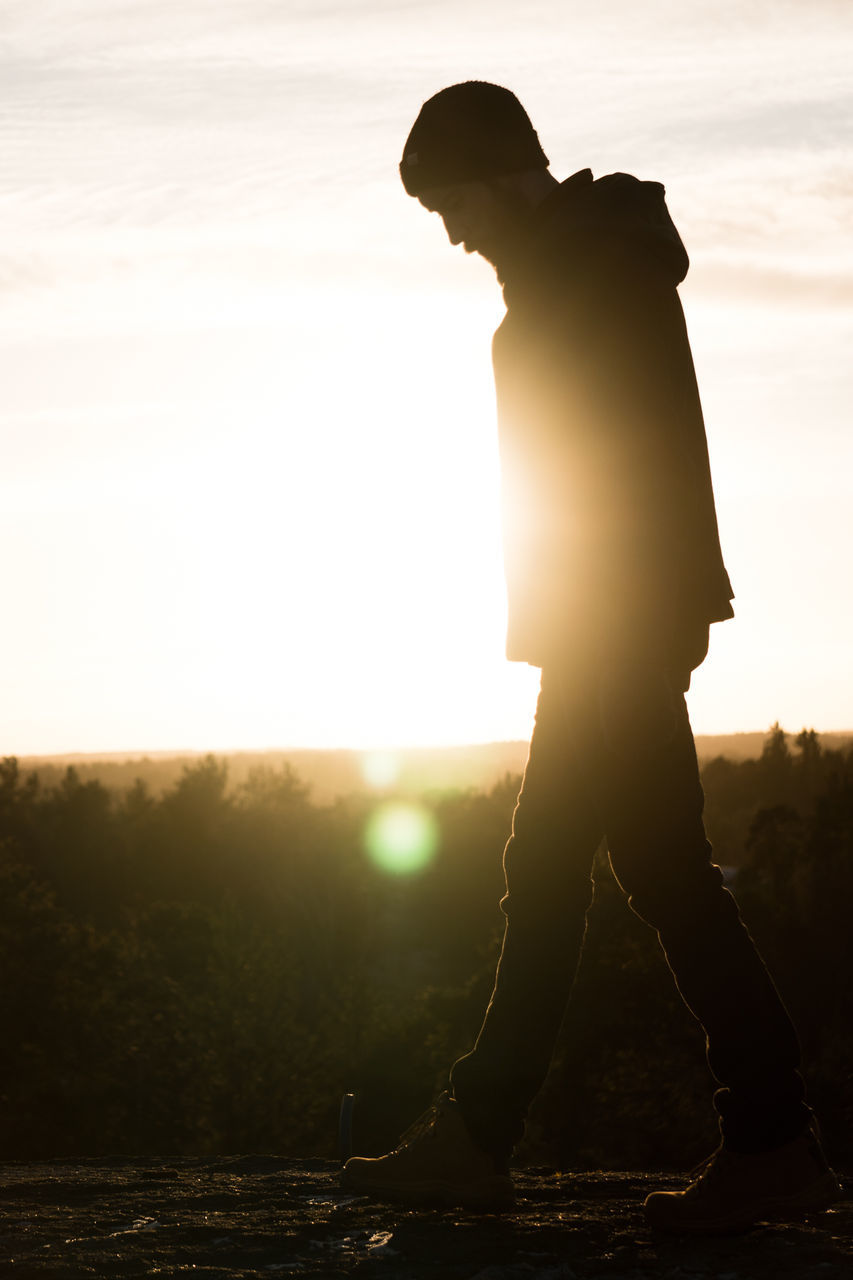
[12,726,853,765]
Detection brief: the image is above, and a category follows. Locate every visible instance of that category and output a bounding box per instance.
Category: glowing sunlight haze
[2,0,851,756]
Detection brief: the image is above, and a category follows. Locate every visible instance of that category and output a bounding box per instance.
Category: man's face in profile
[418,178,528,271]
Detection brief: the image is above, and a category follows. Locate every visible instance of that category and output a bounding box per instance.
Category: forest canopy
[1,725,850,1167]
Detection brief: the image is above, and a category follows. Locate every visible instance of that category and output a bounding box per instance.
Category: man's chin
[461,239,506,278]
[465,240,496,263]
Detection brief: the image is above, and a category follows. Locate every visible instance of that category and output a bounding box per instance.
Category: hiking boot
[644,1125,842,1234]
[340,1092,515,1210]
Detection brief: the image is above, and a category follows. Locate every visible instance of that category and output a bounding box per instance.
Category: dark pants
[450,662,809,1158]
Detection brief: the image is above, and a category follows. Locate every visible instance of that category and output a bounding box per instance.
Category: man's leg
[598,666,808,1149]
[594,661,838,1228]
[451,670,603,1156]
[342,670,603,1205]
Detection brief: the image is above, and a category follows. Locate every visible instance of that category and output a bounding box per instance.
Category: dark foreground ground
[1,1158,850,1280]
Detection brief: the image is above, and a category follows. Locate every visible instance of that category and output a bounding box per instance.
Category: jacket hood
[512,168,690,294]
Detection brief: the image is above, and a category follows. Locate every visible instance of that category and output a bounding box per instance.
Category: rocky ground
[1,1158,850,1279]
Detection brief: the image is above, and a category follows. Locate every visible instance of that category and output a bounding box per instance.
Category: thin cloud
[693,261,853,309]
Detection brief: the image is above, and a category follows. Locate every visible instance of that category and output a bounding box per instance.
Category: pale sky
[3,0,852,755]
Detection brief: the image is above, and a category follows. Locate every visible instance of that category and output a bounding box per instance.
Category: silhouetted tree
[0,736,850,1164]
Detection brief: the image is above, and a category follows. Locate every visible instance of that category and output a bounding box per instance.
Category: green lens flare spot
[364,802,439,875]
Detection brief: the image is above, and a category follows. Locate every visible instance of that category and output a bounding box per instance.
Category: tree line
[0,724,850,1167]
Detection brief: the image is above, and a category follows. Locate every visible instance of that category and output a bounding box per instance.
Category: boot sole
[645,1170,843,1234]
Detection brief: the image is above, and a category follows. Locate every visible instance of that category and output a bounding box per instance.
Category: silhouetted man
[342,82,839,1231]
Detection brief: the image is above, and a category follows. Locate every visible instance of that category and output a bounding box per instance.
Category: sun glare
[360,750,402,788]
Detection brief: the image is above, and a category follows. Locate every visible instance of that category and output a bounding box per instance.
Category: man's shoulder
[517,169,689,301]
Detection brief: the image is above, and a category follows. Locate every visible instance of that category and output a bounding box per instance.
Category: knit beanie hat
[400,82,549,197]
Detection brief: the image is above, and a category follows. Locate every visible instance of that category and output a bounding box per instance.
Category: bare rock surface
[1,1158,850,1279]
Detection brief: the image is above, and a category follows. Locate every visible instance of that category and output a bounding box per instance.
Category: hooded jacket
[492,168,734,675]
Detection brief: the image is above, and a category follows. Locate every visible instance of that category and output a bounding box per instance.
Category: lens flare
[364,801,439,875]
[360,750,401,789]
